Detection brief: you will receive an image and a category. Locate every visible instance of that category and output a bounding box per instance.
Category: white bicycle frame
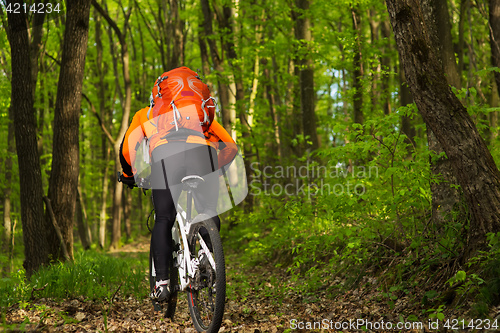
[151,203,216,292]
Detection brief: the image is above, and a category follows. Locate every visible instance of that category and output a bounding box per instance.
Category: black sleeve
[119,139,134,178]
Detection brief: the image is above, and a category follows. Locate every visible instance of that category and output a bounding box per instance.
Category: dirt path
[4,240,431,332]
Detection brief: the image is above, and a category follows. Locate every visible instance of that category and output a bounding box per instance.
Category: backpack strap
[154,75,168,99]
[147,92,154,121]
[170,100,182,131]
[201,97,218,125]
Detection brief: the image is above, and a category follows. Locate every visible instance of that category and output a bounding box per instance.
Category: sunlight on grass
[0,250,149,310]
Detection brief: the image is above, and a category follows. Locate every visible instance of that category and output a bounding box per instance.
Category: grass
[0,249,149,311]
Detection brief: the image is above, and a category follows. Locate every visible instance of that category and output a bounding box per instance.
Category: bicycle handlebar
[117,172,150,189]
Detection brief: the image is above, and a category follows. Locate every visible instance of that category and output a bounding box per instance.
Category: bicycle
[119,173,226,333]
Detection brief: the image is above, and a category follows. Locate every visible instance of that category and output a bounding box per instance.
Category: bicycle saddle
[181,175,205,190]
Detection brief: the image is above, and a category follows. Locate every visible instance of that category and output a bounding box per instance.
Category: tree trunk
[99,156,110,249]
[168,0,184,69]
[351,7,364,126]
[490,0,500,98]
[219,2,253,211]
[458,0,468,79]
[46,0,91,261]
[200,0,232,136]
[7,3,48,278]
[490,79,499,144]
[386,0,500,255]
[264,63,282,163]
[76,186,91,250]
[94,8,109,249]
[399,62,417,153]
[381,20,392,115]
[111,146,123,249]
[271,57,289,161]
[421,0,460,88]
[123,189,132,241]
[30,10,46,100]
[293,0,319,151]
[420,0,462,227]
[2,106,15,274]
[92,0,133,250]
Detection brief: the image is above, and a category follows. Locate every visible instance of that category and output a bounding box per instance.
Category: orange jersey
[120,106,237,177]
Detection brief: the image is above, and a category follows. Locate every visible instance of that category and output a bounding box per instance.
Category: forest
[2,0,500,331]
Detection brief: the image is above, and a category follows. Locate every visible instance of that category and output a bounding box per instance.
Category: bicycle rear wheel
[149,244,178,320]
[187,218,226,333]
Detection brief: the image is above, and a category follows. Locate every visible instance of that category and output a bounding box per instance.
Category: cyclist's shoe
[150,280,170,302]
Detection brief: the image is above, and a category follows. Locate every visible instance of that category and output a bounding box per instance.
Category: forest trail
[5,239,427,332]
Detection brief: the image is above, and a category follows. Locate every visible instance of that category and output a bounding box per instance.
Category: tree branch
[82,92,116,145]
[42,196,71,261]
[91,0,125,45]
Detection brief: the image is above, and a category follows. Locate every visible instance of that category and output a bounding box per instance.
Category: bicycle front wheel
[187,218,226,333]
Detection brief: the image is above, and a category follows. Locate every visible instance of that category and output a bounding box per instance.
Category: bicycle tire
[149,244,179,320]
[187,218,226,333]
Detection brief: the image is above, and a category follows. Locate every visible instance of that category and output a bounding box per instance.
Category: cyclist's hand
[118,173,136,189]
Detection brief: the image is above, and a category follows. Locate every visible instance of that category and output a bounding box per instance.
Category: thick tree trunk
[386,0,500,255]
[7,3,48,278]
[421,0,460,88]
[46,0,91,261]
[420,0,462,227]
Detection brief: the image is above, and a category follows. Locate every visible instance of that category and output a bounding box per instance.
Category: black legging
[150,142,220,281]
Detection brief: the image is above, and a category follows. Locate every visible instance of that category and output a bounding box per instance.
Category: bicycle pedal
[152,300,163,312]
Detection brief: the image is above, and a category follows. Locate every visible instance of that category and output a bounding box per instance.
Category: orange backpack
[147,67,217,140]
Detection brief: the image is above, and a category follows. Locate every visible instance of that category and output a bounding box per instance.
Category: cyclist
[119,74,237,302]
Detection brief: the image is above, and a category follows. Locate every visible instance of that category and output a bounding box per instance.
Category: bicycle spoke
[187,219,225,332]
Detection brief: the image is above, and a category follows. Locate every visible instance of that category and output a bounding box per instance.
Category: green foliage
[451,233,500,316]
[2,0,500,322]
[0,250,148,311]
[227,107,437,298]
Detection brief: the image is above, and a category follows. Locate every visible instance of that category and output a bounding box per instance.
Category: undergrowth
[223,104,500,320]
[0,250,148,312]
